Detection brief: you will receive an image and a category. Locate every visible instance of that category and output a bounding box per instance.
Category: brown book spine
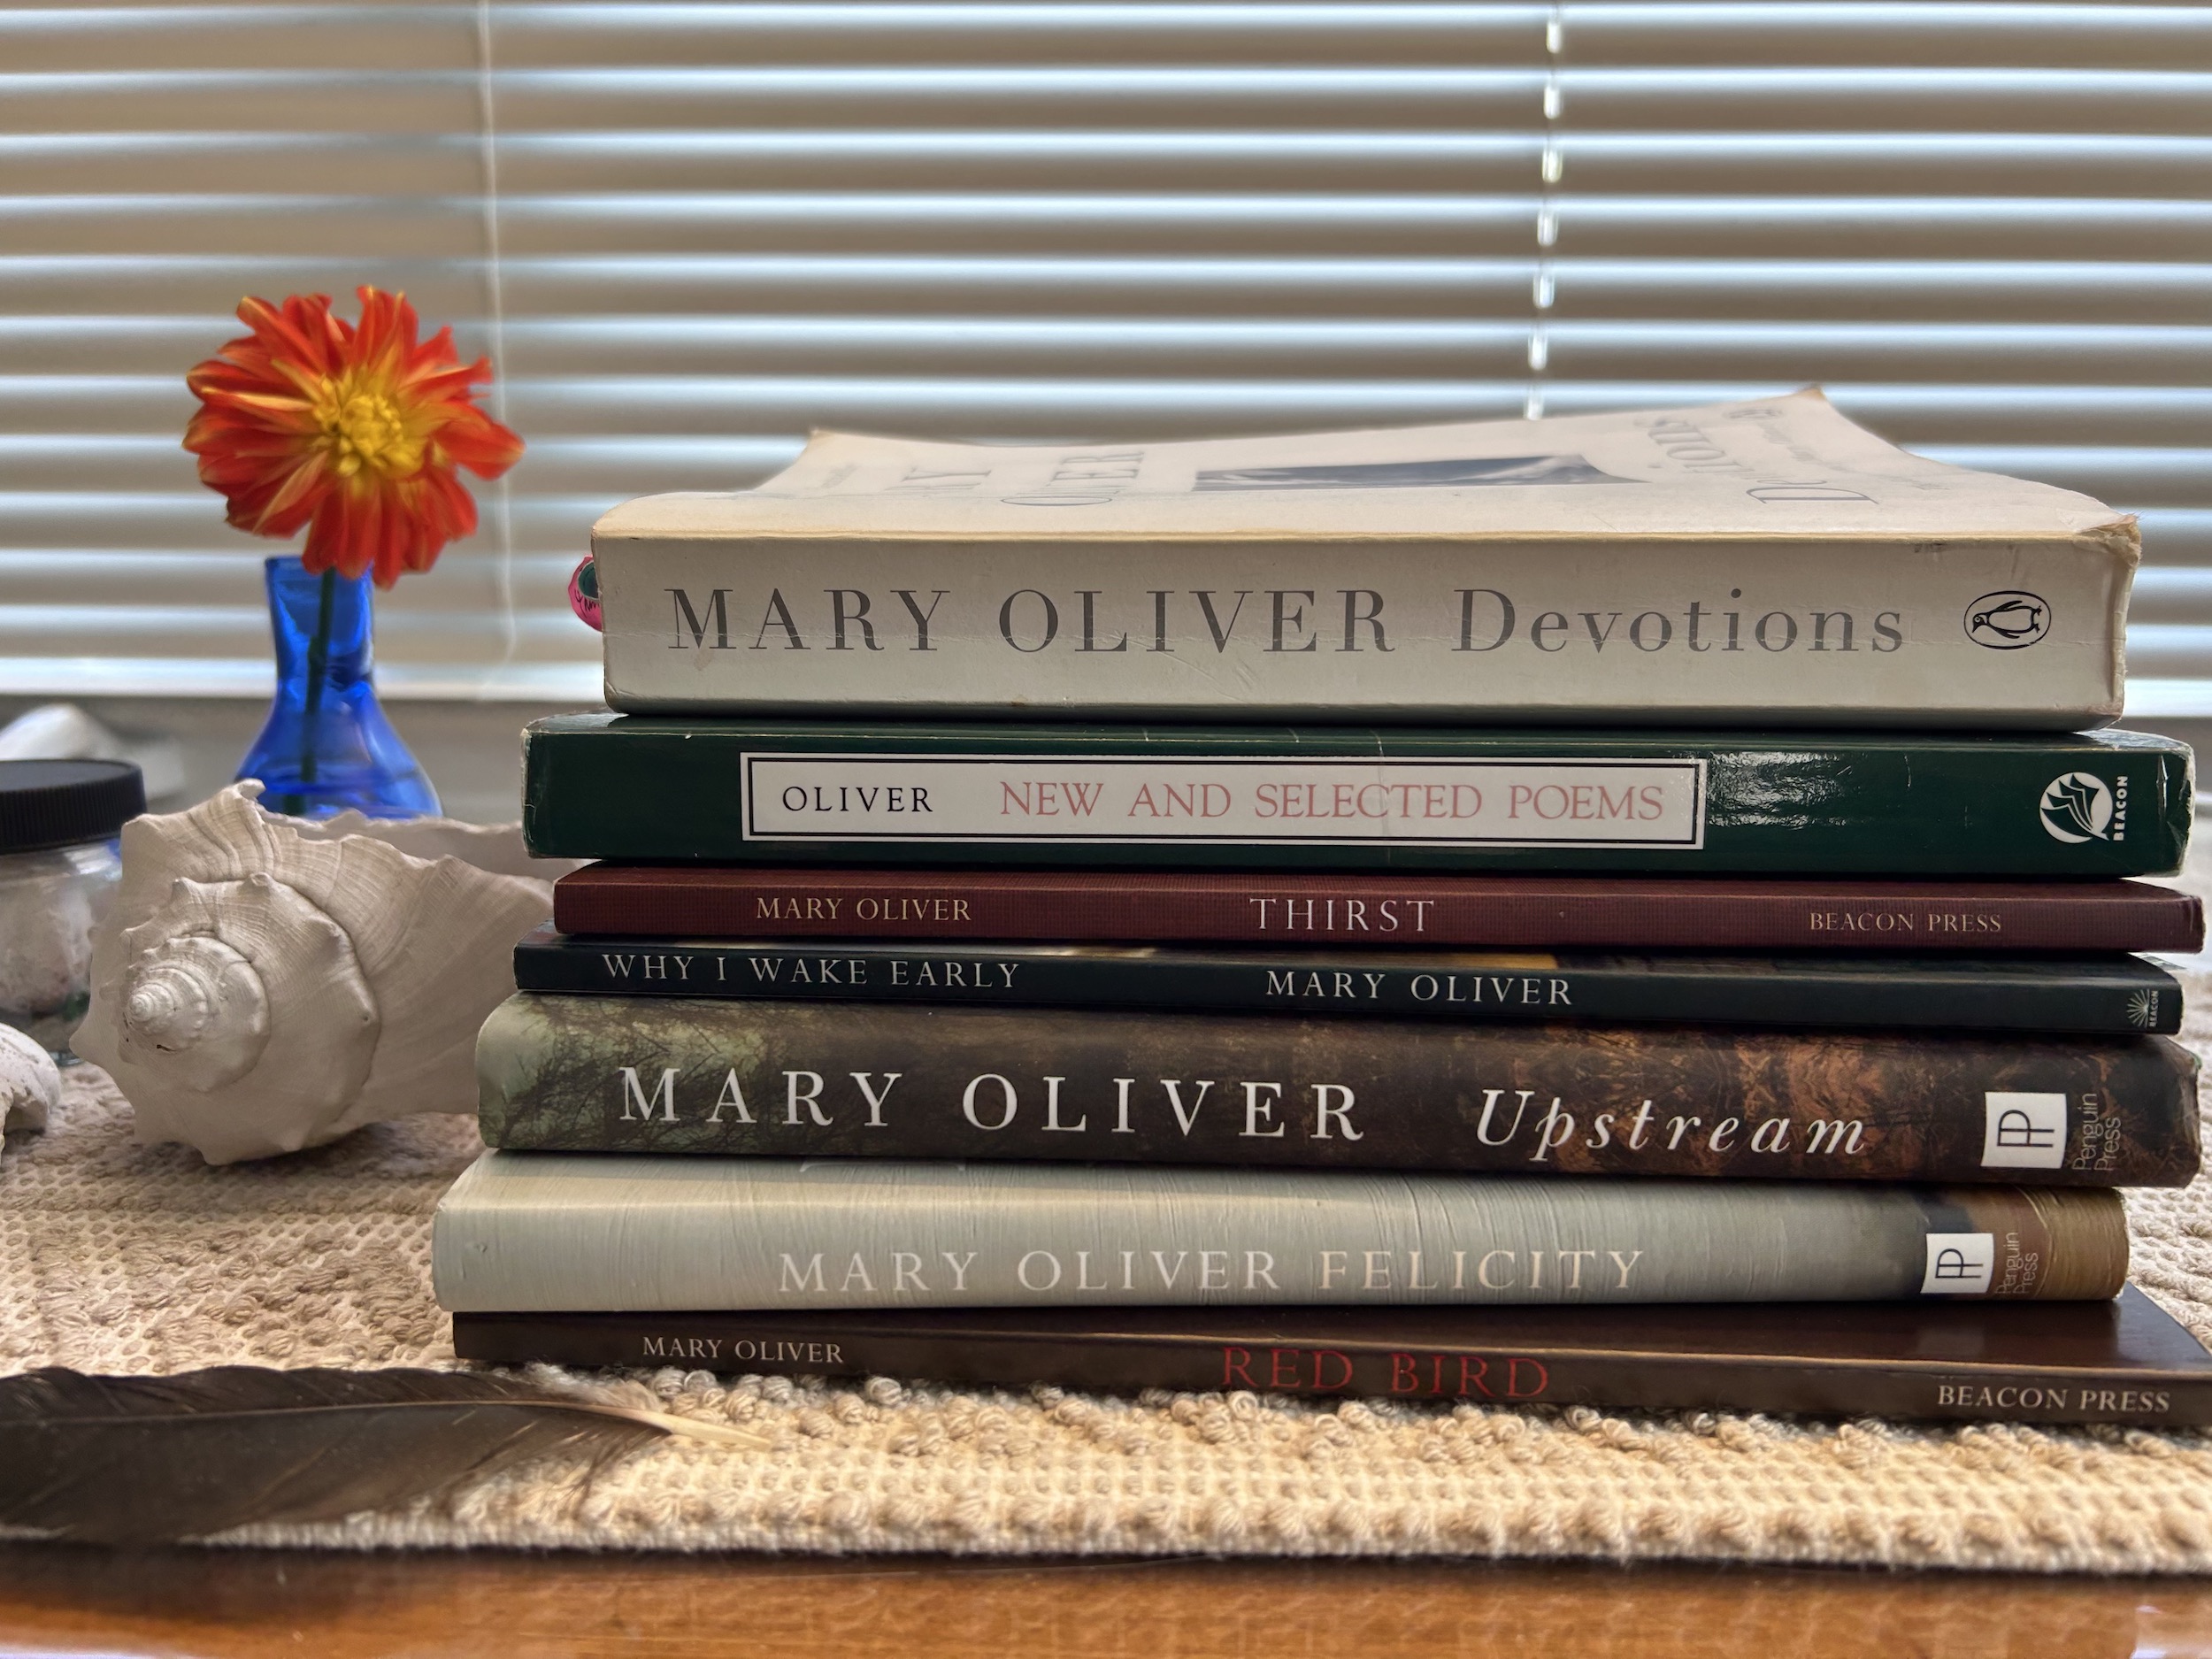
[477,995,2204,1186]
[1940,1187,2134,1299]
[450,1294,2212,1428]
[553,867,2205,953]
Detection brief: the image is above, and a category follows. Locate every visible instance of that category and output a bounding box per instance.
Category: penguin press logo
[1964,591,2049,649]
[2039,772,2123,843]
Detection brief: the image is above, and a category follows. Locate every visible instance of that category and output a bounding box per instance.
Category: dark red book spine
[449,1290,2212,1429]
[553,866,2204,953]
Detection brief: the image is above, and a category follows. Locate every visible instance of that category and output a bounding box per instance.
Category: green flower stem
[300,565,335,789]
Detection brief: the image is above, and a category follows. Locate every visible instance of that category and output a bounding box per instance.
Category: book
[588,391,2132,731]
[552,865,2207,954]
[515,930,2188,1036]
[476,994,2201,1184]
[430,1155,2130,1311]
[520,716,2193,877]
[451,1286,2212,1430]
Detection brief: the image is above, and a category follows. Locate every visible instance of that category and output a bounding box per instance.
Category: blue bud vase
[236,557,441,818]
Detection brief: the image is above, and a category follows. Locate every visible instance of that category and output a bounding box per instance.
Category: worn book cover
[453,1286,2212,1429]
[513,930,2186,1036]
[589,391,2131,729]
[520,717,2193,877]
[552,866,2206,954]
[431,1155,2129,1311]
[475,993,2201,1186]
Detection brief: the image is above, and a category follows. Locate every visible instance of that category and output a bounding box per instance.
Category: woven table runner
[5,978,2210,1571]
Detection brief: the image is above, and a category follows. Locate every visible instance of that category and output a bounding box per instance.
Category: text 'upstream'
[611,1070,1873,1162]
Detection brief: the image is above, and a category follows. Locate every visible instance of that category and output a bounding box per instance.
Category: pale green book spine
[429,1154,2124,1312]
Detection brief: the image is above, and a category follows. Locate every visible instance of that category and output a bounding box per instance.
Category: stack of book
[436,392,2212,1425]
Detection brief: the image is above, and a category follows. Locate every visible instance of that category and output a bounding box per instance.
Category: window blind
[4,1,2207,711]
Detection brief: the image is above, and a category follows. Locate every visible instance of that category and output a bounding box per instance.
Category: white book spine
[594,534,2128,728]
[430,1156,2108,1312]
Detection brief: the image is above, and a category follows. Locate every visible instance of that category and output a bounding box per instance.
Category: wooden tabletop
[0,1547,2204,1657]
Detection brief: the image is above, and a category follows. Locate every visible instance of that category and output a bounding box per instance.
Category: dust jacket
[549,866,2206,953]
[513,929,2187,1036]
[520,718,2193,877]
[475,993,2200,1186]
[453,1286,2212,1429]
[430,1155,2131,1312]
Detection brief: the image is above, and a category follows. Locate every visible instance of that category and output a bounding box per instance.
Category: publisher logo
[1980,1092,2068,1170]
[2039,772,2118,843]
[1964,590,2049,649]
[1922,1233,1995,1296]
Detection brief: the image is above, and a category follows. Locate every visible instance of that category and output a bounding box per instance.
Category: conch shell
[74,783,565,1164]
[0,1022,60,1136]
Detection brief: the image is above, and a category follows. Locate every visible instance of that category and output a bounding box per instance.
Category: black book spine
[512,933,2185,1036]
[451,1311,2212,1429]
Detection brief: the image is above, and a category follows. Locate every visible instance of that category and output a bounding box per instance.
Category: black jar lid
[0,759,146,854]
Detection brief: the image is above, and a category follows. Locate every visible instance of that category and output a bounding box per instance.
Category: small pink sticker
[568,555,603,631]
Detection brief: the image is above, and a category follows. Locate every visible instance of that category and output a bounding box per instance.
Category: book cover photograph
[475,991,2201,1187]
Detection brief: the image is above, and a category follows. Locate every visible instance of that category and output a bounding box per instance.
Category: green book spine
[474,993,2202,1186]
[513,931,2186,1036]
[519,714,2193,876]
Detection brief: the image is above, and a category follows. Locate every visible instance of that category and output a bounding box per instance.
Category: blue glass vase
[236,557,441,818]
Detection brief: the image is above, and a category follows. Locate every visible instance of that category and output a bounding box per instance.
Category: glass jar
[0,759,145,1061]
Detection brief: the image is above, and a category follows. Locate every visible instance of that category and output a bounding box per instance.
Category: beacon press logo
[1964,591,2050,649]
[2038,772,2124,844]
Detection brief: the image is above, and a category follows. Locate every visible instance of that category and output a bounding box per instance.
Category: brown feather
[0,1365,760,1544]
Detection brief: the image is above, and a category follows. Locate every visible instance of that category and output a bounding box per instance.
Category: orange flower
[183,287,524,588]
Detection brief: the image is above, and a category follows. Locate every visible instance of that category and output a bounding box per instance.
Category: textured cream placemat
[4,979,2211,1571]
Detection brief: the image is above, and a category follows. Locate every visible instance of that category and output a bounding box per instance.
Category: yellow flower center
[314,373,425,480]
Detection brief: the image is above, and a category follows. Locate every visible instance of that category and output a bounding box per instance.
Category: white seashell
[73,782,568,1164]
[0,1021,60,1135]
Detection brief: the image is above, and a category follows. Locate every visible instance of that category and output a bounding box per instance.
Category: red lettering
[1311,1349,1354,1390]
[1390,1353,1420,1394]
[1507,1357,1550,1399]
[1222,1346,1255,1388]
[1458,1355,1495,1398]
[1270,1348,1303,1390]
